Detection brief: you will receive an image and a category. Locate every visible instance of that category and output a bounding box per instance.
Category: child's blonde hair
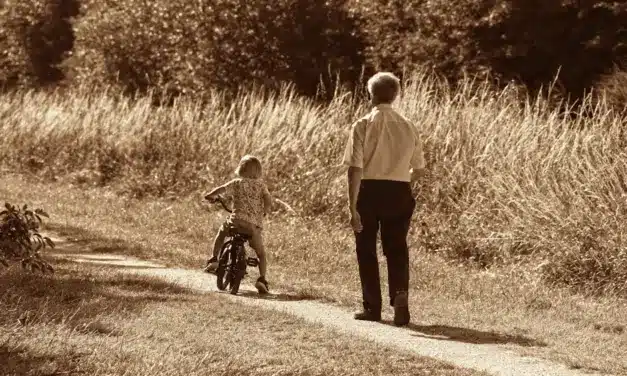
[235,155,262,179]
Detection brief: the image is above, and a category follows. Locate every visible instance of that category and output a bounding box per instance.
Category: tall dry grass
[1,72,626,294]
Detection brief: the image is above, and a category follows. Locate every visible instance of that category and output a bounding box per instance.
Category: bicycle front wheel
[229,247,248,295]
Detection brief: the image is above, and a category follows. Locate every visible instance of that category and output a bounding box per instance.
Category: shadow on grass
[50,257,164,271]
[1,264,197,375]
[0,344,85,376]
[1,265,195,330]
[44,223,157,260]
[380,320,547,347]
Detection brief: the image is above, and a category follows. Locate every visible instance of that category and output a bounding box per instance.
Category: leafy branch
[0,202,55,273]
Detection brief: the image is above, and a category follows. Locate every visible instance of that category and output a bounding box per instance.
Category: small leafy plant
[0,203,55,273]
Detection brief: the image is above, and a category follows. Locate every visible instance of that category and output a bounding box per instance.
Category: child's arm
[204,182,230,201]
[262,186,273,216]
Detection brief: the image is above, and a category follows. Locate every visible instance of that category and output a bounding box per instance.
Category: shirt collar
[373,103,393,111]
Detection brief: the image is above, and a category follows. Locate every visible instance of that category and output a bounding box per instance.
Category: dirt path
[49,237,609,376]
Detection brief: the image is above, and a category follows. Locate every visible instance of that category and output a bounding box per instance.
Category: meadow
[1,72,627,373]
[1,73,626,293]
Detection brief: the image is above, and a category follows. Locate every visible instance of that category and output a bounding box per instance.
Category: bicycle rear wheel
[216,243,234,291]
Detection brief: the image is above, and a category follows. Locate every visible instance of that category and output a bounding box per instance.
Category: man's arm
[347,166,363,214]
[342,119,366,214]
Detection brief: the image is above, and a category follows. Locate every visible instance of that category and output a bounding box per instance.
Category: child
[203,155,273,294]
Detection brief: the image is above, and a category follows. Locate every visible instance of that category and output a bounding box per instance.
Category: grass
[1,174,626,375]
[1,258,485,376]
[0,74,626,295]
[1,71,627,373]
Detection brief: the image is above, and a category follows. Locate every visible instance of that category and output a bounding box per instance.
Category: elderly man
[342,72,426,326]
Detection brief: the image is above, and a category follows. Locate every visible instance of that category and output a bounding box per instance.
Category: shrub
[593,66,627,112]
[0,0,78,89]
[541,231,627,296]
[70,0,366,99]
[0,203,55,273]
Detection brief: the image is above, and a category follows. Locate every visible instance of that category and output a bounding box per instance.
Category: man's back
[343,104,424,182]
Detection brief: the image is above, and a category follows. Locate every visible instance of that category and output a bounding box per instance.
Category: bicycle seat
[226,225,252,240]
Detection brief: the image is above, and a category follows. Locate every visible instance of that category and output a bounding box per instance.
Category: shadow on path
[380,320,547,347]
[235,289,317,302]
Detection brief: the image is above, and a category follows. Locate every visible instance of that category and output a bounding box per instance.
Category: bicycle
[204,195,260,295]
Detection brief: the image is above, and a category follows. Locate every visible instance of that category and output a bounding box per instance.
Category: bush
[70,0,365,99]
[0,0,78,89]
[358,0,627,100]
[593,66,627,112]
[0,203,55,273]
[541,231,627,296]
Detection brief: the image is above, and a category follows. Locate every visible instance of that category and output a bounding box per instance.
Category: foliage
[358,0,627,100]
[541,227,627,296]
[2,0,626,102]
[0,203,55,273]
[0,0,78,89]
[593,65,627,112]
[356,0,493,80]
[70,0,365,99]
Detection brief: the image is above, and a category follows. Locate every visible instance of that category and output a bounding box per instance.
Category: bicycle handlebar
[205,195,232,213]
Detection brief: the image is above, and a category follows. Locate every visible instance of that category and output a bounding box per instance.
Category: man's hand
[350,210,363,233]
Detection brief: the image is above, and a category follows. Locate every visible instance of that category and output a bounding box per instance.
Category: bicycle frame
[207,194,259,294]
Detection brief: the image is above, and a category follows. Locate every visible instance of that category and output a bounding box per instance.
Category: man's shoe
[255,277,269,294]
[354,310,381,322]
[393,291,410,326]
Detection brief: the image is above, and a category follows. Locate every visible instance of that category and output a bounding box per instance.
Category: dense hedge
[2,0,627,101]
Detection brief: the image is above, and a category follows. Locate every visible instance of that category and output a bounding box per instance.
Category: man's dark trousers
[355,179,416,314]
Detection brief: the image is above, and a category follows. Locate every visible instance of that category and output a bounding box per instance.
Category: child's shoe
[203,256,218,274]
[255,276,269,294]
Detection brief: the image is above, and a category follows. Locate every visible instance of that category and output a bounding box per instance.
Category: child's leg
[249,230,266,278]
[210,223,228,260]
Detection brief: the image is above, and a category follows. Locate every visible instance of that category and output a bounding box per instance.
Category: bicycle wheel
[229,246,247,295]
[216,243,233,291]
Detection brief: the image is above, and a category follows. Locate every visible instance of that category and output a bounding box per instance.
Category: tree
[0,0,79,88]
[359,0,627,100]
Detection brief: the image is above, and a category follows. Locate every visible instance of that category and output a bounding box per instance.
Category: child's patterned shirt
[223,177,269,228]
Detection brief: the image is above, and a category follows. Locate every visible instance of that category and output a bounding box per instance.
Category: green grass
[1,174,626,374]
[1,257,486,376]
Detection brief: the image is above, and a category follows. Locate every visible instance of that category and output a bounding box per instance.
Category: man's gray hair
[367,72,401,104]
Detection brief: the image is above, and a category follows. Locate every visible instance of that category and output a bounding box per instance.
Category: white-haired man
[342,72,426,326]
